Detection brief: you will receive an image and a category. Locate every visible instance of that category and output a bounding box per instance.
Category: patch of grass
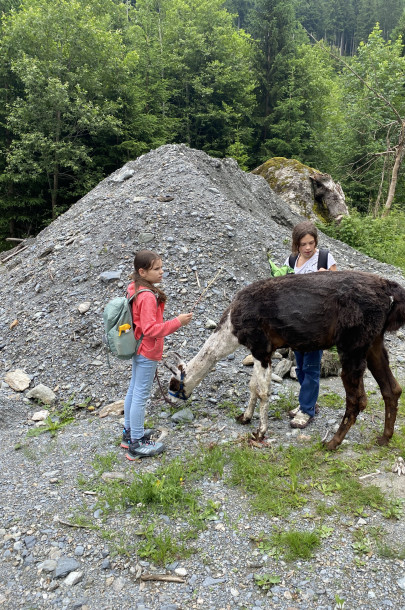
[217,399,242,419]
[315,502,335,517]
[68,511,99,530]
[26,397,76,438]
[137,523,194,565]
[254,573,281,591]
[319,391,345,410]
[270,529,321,560]
[92,451,119,476]
[227,445,314,516]
[271,388,296,414]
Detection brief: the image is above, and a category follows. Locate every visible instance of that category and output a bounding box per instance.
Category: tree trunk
[383,121,405,216]
[51,110,61,219]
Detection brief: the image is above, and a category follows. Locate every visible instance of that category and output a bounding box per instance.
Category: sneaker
[120,428,155,449]
[290,409,313,429]
[288,403,320,418]
[126,437,165,460]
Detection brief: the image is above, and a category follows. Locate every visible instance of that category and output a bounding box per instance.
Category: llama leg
[366,336,402,446]
[253,363,272,440]
[324,353,367,450]
[236,359,271,439]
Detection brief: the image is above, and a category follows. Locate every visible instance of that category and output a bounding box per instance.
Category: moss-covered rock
[252,157,348,222]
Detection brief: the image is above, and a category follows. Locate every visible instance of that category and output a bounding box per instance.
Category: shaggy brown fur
[228,271,404,448]
[169,271,405,449]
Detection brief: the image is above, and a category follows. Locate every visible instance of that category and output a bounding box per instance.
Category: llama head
[165,352,190,402]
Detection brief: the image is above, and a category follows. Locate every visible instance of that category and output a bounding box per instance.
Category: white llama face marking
[168,360,189,402]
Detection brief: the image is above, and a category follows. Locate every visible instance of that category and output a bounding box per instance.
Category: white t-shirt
[284,250,336,275]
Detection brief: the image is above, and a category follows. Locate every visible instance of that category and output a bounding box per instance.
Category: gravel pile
[1,144,405,610]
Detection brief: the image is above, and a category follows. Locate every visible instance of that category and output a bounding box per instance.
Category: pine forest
[1,0,405,261]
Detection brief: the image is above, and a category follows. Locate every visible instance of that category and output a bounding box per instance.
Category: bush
[319,208,405,272]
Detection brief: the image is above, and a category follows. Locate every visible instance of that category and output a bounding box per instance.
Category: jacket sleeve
[137,293,181,338]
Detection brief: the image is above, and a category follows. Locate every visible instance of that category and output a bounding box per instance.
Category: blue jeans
[294,350,323,417]
[124,354,158,441]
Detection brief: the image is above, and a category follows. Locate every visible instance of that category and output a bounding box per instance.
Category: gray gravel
[1,144,405,609]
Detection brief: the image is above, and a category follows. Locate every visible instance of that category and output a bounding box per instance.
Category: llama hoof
[376,435,390,446]
[251,430,266,442]
[236,414,251,425]
[323,438,339,451]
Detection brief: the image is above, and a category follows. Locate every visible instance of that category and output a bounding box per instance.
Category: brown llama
[168,271,405,450]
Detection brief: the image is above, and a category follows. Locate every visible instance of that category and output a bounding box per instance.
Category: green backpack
[103,289,155,360]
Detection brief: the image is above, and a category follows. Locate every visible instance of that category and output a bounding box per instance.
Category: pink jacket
[127,282,181,361]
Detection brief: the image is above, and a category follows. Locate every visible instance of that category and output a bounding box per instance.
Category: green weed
[137,523,194,565]
[319,391,345,410]
[217,399,242,418]
[254,573,281,590]
[270,529,321,560]
[92,451,119,476]
[26,397,76,438]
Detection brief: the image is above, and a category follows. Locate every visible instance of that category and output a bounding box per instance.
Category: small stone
[101,472,125,482]
[98,400,124,418]
[242,354,254,366]
[99,271,122,283]
[38,559,57,573]
[26,384,56,405]
[78,302,91,314]
[4,369,31,392]
[55,557,80,578]
[174,567,187,577]
[171,407,194,423]
[32,409,50,422]
[64,570,84,586]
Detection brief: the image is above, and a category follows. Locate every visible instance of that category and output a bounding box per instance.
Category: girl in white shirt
[284,221,337,429]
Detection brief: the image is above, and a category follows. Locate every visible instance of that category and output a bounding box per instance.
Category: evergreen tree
[0,0,135,238]
[334,26,405,213]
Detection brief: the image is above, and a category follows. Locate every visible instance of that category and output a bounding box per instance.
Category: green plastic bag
[267,255,294,277]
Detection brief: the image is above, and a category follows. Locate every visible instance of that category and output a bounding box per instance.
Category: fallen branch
[190,267,223,311]
[140,573,185,583]
[57,517,93,529]
[358,470,381,480]
[1,245,29,263]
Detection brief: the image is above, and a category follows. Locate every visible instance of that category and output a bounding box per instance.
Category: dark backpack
[288,248,329,271]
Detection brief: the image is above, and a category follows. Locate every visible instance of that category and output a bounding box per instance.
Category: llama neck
[183,313,239,393]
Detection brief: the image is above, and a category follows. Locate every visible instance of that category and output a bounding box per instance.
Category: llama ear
[163,351,184,374]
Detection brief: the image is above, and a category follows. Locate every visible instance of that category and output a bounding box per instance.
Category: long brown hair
[133,250,167,303]
[291,221,318,254]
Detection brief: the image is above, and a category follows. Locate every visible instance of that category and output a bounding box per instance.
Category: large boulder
[252,157,349,222]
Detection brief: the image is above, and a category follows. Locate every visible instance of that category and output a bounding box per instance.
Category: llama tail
[384,279,405,332]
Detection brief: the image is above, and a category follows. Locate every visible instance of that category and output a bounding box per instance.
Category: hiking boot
[290,409,313,429]
[126,436,165,460]
[288,403,320,418]
[120,428,155,449]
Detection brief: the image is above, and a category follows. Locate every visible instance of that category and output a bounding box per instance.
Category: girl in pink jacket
[122,250,192,459]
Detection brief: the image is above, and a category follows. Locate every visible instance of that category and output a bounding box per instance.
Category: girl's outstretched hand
[178,312,193,326]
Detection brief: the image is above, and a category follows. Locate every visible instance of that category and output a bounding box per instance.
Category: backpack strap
[317,248,329,270]
[289,249,329,271]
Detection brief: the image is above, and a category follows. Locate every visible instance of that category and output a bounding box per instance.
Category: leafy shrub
[319,208,405,272]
